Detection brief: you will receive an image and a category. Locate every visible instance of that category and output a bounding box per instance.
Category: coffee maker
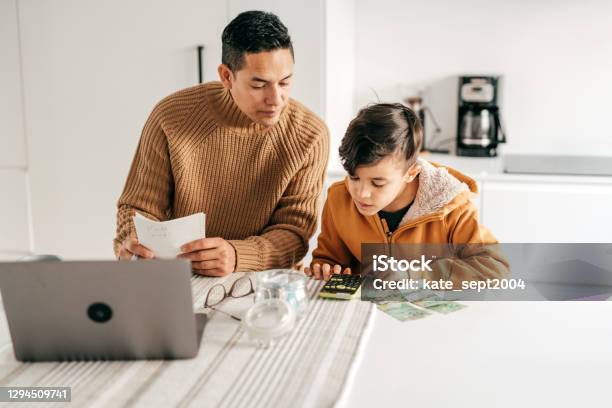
[456,76,506,157]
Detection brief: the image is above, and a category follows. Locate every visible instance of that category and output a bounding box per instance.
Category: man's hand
[117,237,154,260]
[304,263,351,281]
[179,237,237,277]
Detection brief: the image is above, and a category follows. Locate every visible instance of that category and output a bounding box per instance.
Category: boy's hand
[304,263,351,281]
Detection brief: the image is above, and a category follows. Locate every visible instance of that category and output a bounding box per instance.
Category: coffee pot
[456,76,506,157]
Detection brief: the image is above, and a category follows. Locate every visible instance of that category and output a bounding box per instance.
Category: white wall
[0,169,31,253]
[324,0,356,173]
[0,0,31,260]
[0,0,27,168]
[355,0,612,156]
[18,0,226,259]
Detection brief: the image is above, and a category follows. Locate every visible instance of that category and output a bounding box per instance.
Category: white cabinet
[0,0,27,168]
[0,169,30,255]
[18,0,227,259]
[1,0,30,260]
[481,178,612,243]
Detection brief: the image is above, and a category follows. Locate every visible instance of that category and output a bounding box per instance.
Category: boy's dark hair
[222,11,294,72]
[339,103,423,175]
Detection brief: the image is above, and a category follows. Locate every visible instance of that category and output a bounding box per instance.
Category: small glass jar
[243,299,295,347]
[254,269,309,318]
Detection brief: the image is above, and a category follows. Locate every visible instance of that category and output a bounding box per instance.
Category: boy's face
[347,155,421,216]
[218,49,294,127]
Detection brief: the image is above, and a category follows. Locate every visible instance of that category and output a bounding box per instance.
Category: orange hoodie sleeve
[311,196,354,268]
[427,202,510,286]
[448,201,496,244]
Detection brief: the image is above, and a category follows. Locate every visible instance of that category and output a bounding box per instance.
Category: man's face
[347,155,418,216]
[218,48,294,126]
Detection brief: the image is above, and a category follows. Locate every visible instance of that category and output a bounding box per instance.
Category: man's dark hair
[222,11,294,72]
[339,103,423,175]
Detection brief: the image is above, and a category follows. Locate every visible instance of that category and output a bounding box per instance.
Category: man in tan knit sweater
[114,11,329,276]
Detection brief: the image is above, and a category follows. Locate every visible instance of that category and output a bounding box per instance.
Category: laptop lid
[0,259,201,362]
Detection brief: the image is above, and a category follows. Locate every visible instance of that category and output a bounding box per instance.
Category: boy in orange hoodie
[305,103,507,284]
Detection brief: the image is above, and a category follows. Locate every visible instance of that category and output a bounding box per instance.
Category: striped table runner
[0,273,373,407]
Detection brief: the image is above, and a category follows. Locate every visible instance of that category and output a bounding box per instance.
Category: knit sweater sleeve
[228,127,329,271]
[113,106,174,256]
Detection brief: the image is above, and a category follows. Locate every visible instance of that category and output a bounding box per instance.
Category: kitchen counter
[328,153,612,185]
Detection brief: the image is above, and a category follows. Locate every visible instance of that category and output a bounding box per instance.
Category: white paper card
[133,212,205,259]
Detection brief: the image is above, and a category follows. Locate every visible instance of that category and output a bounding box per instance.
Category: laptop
[0,259,205,362]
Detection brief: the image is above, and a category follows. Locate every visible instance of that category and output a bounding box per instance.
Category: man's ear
[217,64,234,89]
[402,163,422,183]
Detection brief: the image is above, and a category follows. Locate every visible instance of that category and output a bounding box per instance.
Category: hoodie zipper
[377,216,393,262]
[377,216,393,243]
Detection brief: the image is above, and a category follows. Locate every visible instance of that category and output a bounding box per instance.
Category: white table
[343,301,612,407]
[2,278,611,407]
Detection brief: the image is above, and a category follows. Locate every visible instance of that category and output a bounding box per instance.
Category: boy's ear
[402,163,422,183]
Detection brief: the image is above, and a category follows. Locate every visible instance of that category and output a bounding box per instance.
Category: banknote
[369,289,404,304]
[413,300,466,314]
[400,289,439,303]
[377,302,431,321]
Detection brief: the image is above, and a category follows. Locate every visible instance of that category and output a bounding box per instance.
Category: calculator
[319,274,364,300]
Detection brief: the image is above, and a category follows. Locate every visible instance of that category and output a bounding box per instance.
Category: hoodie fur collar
[400,159,476,225]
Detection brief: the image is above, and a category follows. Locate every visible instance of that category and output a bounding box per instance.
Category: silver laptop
[0,259,204,362]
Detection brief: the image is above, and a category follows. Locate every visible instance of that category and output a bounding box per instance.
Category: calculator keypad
[324,275,363,294]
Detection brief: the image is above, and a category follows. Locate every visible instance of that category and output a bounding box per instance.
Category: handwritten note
[133,212,206,259]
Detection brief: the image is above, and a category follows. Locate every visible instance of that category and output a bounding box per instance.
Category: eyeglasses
[203,276,254,321]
